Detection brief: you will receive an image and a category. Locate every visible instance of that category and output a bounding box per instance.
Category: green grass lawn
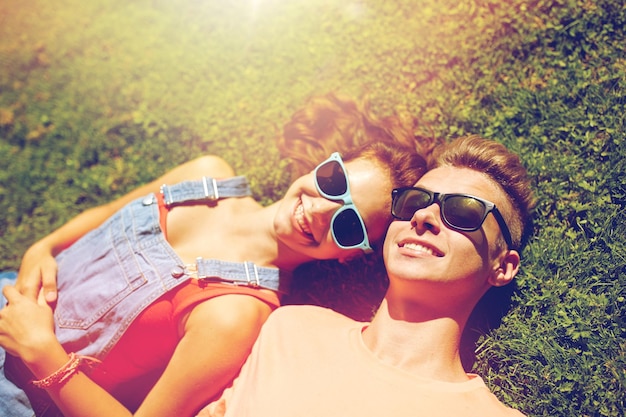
[1,0,624,415]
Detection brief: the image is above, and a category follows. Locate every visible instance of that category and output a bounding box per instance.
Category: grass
[1,0,624,415]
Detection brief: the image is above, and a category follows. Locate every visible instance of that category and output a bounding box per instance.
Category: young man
[200,135,535,417]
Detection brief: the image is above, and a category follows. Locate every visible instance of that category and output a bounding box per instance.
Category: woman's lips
[294,200,313,237]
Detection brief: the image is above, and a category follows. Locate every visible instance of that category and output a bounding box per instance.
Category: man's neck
[361,298,469,383]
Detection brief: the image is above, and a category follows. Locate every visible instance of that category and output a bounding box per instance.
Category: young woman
[0,93,432,417]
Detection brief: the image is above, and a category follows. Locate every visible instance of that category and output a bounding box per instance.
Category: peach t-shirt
[200,305,526,417]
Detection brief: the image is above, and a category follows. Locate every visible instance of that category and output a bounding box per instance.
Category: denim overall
[1,176,290,416]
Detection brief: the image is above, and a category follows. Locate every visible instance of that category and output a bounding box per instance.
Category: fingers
[1,285,21,305]
[15,269,40,300]
[0,284,55,357]
[41,267,58,304]
[15,258,58,304]
[37,287,49,307]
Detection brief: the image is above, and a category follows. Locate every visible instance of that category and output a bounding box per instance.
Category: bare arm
[136,295,272,416]
[0,286,270,417]
[16,156,236,302]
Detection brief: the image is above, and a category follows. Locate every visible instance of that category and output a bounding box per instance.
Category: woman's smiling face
[275,156,392,261]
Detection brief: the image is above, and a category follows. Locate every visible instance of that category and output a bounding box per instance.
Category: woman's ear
[489,249,520,287]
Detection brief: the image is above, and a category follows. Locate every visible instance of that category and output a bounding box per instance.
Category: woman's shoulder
[183,155,237,179]
[153,155,240,191]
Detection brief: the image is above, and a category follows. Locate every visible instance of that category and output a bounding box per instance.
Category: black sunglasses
[391,187,513,248]
[314,152,373,252]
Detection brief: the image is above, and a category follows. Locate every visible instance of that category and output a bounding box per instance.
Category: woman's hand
[0,285,56,361]
[16,240,59,304]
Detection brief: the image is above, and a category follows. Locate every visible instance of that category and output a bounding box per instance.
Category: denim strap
[160,176,251,206]
[194,258,291,294]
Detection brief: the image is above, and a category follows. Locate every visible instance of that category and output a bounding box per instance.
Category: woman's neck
[233,202,314,272]
[361,298,469,382]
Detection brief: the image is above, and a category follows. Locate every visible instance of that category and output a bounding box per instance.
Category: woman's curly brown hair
[277,92,437,182]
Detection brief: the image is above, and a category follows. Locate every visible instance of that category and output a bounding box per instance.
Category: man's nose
[410,203,441,234]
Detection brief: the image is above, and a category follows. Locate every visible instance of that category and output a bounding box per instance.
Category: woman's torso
[52,176,282,359]
[165,193,263,264]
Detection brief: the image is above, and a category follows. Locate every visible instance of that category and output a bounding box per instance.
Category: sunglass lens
[393,189,431,220]
[316,161,347,197]
[332,208,366,247]
[444,196,485,230]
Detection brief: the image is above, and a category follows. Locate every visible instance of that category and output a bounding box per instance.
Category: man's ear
[489,249,520,287]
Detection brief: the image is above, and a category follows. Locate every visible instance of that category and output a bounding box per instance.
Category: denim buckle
[243,261,260,287]
[202,177,219,200]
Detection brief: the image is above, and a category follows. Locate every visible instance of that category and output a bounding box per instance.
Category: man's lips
[399,241,444,257]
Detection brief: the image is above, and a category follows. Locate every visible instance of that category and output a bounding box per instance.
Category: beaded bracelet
[31,352,101,389]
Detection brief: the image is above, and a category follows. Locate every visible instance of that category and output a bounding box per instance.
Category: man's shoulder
[467,375,527,417]
[271,304,358,321]
[257,305,362,364]
[266,305,361,331]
